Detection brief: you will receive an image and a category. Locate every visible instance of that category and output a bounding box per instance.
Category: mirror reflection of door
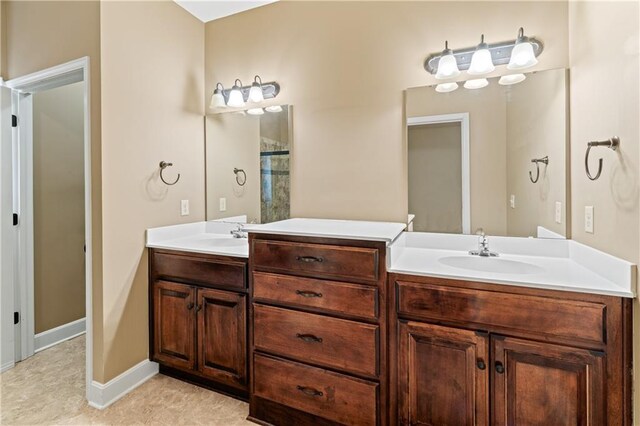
[408,122,463,233]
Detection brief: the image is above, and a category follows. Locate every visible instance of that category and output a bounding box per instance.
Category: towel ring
[585,137,619,181]
[234,168,247,186]
[529,156,549,184]
[159,161,180,186]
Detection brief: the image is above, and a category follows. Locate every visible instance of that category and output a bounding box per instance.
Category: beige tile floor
[0,335,252,425]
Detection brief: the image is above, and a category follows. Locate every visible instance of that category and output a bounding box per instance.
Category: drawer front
[153,251,246,290]
[251,239,379,283]
[253,272,378,320]
[397,280,606,345]
[253,354,378,426]
[254,304,379,377]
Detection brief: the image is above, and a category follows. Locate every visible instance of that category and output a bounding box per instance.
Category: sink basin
[439,255,545,275]
[206,238,247,248]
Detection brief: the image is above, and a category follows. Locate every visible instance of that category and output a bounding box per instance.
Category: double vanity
[147,218,635,426]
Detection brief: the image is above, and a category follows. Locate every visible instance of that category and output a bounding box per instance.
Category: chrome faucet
[469,229,498,257]
[230,224,247,239]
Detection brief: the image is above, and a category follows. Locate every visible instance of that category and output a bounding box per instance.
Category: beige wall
[406,82,508,235]
[33,82,85,333]
[568,1,640,418]
[408,123,462,233]
[205,1,569,224]
[99,0,204,381]
[506,69,568,238]
[4,0,104,380]
[206,114,261,221]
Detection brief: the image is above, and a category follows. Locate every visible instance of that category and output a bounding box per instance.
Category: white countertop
[389,232,636,298]
[247,218,406,244]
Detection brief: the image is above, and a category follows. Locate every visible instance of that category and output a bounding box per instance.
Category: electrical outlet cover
[585,206,594,234]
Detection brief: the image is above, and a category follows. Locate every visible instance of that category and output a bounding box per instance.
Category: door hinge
[13,312,19,325]
[11,115,17,127]
[12,213,18,226]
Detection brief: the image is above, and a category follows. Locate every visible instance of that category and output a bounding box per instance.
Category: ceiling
[174,0,278,23]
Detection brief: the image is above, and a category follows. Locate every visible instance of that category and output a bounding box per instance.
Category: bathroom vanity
[147,219,635,426]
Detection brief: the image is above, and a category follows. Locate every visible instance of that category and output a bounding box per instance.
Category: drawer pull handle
[476,359,486,370]
[296,333,323,343]
[297,256,324,263]
[295,290,323,298]
[296,385,324,397]
[186,302,194,310]
[495,361,505,374]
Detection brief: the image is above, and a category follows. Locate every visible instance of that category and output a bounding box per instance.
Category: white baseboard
[34,317,86,353]
[1,360,15,373]
[87,359,159,410]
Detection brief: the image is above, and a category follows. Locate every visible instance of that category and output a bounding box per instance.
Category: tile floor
[0,335,252,425]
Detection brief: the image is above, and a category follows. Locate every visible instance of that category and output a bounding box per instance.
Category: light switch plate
[510,195,516,209]
[585,206,594,233]
[180,200,189,216]
[219,197,227,212]
[555,201,562,224]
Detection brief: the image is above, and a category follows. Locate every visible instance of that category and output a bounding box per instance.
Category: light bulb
[435,41,460,80]
[464,78,489,89]
[508,28,538,70]
[249,75,264,103]
[435,82,459,93]
[499,74,526,85]
[468,35,495,75]
[247,108,264,115]
[227,79,245,108]
[265,105,283,113]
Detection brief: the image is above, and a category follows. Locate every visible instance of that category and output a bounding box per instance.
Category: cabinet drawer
[253,272,378,320]
[397,280,606,345]
[253,354,378,426]
[251,239,379,283]
[153,251,246,290]
[254,304,379,377]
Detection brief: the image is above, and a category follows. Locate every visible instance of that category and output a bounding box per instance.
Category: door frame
[407,113,471,234]
[4,57,93,400]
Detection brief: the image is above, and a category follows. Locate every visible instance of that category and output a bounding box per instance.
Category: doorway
[407,113,470,234]
[1,57,92,400]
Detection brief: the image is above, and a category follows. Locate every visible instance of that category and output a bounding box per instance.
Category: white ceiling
[174,0,278,23]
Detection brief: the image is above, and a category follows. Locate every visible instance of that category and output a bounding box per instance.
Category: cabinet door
[152,280,196,370]
[398,321,489,426]
[492,336,605,426]
[196,288,247,389]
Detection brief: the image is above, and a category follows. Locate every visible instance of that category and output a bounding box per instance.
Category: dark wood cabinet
[397,321,489,426]
[149,248,249,399]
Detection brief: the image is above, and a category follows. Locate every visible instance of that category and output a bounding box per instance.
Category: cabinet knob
[186,302,194,310]
[196,304,202,312]
[495,361,505,374]
[476,359,486,370]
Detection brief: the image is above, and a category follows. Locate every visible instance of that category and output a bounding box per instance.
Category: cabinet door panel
[492,336,605,426]
[197,288,247,389]
[398,321,489,426]
[152,280,195,370]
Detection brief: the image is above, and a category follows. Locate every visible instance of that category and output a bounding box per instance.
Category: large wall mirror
[206,106,292,223]
[406,68,569,238]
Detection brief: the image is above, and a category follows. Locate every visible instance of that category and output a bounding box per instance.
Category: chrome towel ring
[529,156,549,184]
[159,161,180,186]
[585,137,619,181]
[234,168,247,186]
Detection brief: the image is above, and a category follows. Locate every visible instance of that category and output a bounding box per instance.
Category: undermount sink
[439,255,545,275]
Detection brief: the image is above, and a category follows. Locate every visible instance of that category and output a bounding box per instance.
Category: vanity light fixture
[464,78,489,89]
[249,75,265,103]
[507,28,539,70]
[265,105,283,113]
[499,73,527,85]
[227,79,246,108]
[435,41,461,80]
[435,82,459,93]
[247,107,265,115]
[467,35,495,76]
[209,83,226,109]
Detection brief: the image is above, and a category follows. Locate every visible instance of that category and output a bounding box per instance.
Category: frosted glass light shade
[209,92,225,109]
[249,83,264,103]
[265,105,283,113]
[227,86,245,108]
[436,54,461,80]
[464,78,489,89]
[508,42,538,70]
[247,108,264,115]
[468,49,495,75]
[499,73,526,85]
[435,82,459,93]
